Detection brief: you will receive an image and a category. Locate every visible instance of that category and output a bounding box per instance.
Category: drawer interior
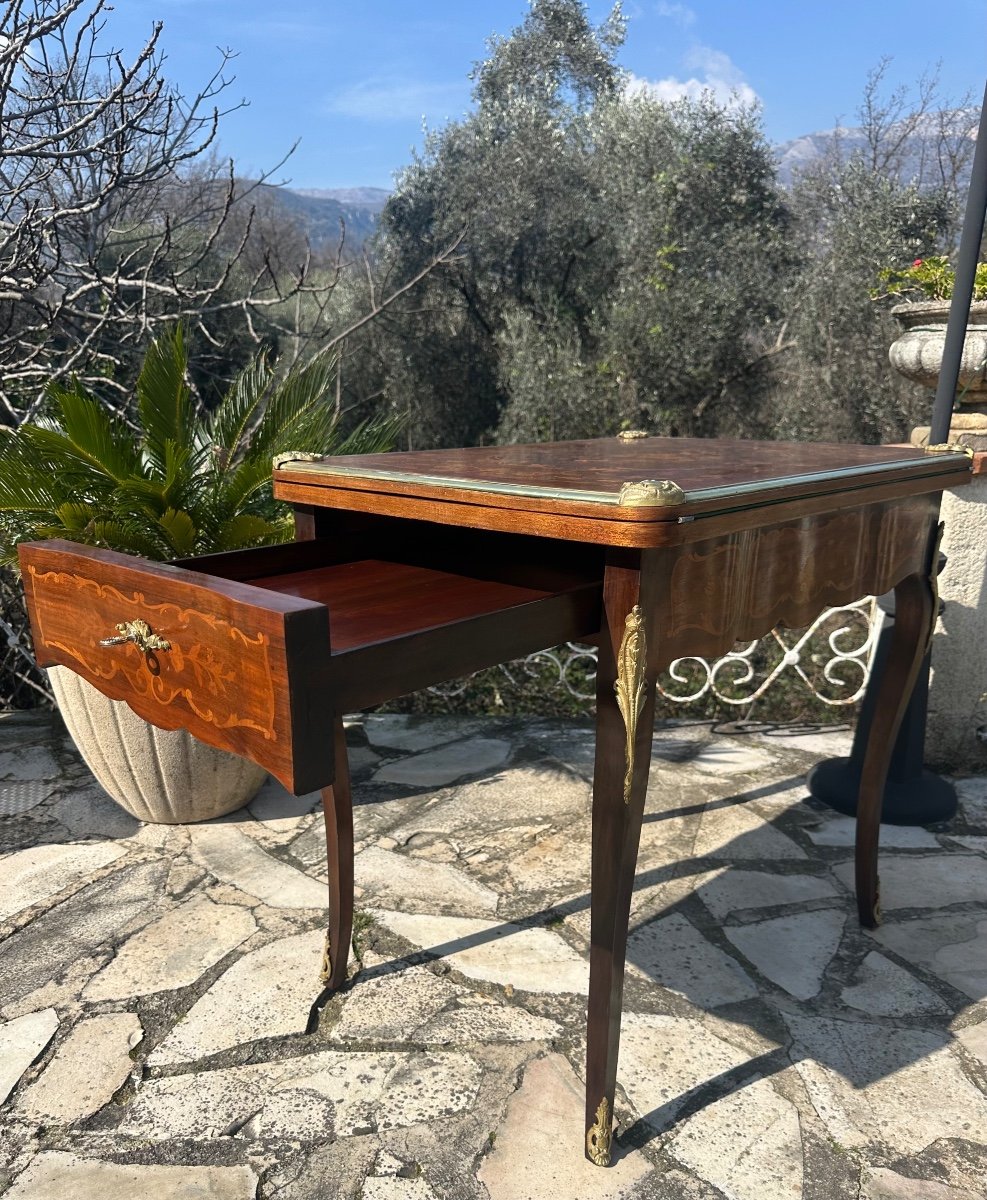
[240,559,571,652]
[179,518,604,708]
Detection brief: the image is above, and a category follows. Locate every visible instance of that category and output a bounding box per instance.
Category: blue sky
[111,1,984,189]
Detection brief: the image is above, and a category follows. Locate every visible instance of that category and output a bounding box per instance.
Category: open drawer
[19,533,602,795]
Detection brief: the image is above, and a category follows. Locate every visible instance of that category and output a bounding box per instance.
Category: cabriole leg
[320,717,354,990]
[855,568,935,928]
[585,566,658,1166]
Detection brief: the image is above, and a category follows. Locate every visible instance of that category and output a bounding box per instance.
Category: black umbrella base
[807,757,958,826]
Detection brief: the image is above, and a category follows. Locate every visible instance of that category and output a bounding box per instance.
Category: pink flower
[913,259,923,267]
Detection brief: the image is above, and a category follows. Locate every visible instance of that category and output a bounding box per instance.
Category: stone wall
[928,451,987,773]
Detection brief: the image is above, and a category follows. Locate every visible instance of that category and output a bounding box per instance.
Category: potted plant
[878,257,987,443]
[0,327,401,822]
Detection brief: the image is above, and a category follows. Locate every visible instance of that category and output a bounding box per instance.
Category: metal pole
[931,80,987,443]
[809,80,987,825]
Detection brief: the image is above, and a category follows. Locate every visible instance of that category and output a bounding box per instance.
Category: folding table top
[274,436,971,530]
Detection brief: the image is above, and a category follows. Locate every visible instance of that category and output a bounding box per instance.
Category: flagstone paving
[14,1013,142,1124]
[1,708,986,1199]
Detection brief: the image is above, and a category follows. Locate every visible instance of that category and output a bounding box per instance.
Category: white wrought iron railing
[657,598,881,708]
[428,598,882,710]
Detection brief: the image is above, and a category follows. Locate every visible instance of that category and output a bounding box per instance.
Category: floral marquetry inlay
[27,566,278,739]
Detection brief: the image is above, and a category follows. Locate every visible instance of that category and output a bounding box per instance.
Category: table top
[274,436,971,527]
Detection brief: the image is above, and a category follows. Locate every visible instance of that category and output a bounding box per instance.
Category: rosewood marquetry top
[274,437,972,547]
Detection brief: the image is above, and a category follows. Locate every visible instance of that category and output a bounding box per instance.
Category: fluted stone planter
[891,300,987,451]
[49,665,266,823]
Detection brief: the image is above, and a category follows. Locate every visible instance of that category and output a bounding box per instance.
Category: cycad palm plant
[0,327,402,566]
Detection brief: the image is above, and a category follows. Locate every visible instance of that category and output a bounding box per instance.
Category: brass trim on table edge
[615,605,648,804]
[273,456,968,510]
[586,1096,613,1166]
[99,619,171,654]
[278,463,654,506]
[617,479,687,507]
[273,450,324,470]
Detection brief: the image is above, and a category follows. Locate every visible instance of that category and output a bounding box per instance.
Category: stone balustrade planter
[884,298,987,772]
[876,300,987,771]
[891,300,987,452]
[49,666,266,823]
[890,299,987,396]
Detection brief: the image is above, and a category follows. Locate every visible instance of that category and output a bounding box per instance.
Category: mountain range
[258,113,976,250]
[253,185,390,251]
[773,109,977,185]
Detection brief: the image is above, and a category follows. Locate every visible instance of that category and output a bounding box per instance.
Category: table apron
[643,492,937,664]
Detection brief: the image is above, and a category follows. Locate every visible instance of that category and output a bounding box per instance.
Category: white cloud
[625,45,759,110]
[683,45,741,80]
[655,2,696,27]
[326,79,466,122]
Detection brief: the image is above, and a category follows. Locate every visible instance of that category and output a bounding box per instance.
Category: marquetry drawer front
[19,540,333,794]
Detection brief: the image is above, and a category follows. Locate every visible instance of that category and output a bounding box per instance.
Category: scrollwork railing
[426,598,881,712]
[657,598,880,708]
[428,641,600,701]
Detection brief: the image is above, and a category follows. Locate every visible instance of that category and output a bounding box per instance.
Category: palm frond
[113,477,173,514]
[208,457,280,522]
[333,413,408,457]
[248,351,339,459]
[55,502,109,532]
[0,442,69,514]
[159,440,211,511]
[207,352,275,468]
[83,519,176,561]
[211,513,290,552]
[2,425,121,509]
[156,508,198,557]
[15,423,128,497]
[137,326,194,476]
[0,334,403,569]
[48,382,142,483]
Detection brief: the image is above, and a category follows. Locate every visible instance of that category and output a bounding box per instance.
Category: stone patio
[1,707,986,1199]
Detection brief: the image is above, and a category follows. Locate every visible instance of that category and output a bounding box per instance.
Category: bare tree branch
[0,1,341,421]
[324,231,466,350]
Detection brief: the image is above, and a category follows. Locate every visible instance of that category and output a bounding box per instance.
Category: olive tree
[770,63,971,444]
[346,0,791,448]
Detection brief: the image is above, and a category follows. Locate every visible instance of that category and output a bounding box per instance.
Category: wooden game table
[20,435,972,1166]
